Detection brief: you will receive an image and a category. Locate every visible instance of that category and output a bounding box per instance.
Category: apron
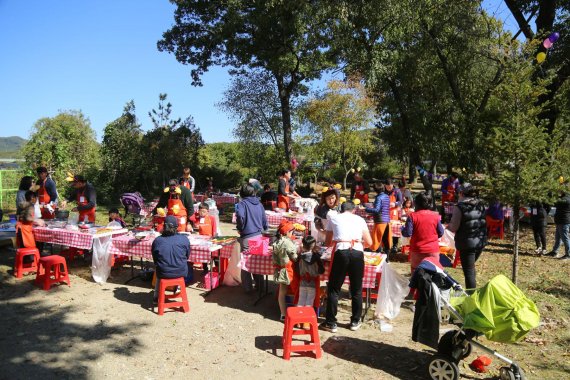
[38,179,55,219]
[15,211,35,248]
[354,182,369,204]
[195,214,214,236]
[442,181,456,204]
[277,179,290,211]
[77,188,96,223]
[181,179,194,200]
[167,196,187,232]
[388,192,400,221]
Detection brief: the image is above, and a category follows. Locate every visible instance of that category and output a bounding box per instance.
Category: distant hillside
[0,136,26,159]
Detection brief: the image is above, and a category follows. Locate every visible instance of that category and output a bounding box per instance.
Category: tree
[100,101,144,201]
[300,80,375,189]
[158,0,338,164]
[22,110,100,186]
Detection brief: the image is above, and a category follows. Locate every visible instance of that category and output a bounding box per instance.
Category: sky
[0,0,518,144]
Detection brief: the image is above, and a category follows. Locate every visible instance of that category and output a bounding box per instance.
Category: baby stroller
[119,192,145,226]
[410,259,539,380]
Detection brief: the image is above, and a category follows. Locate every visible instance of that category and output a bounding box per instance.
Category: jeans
[298,286,317,307]
[325,249,364,324]
[459,249,483,291]
[532,223,546,249]
[239,235,263,291]
[552,224,570,255]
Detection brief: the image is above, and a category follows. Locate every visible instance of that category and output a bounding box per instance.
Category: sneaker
[559,255,570,261]
[349,321,362,331]
[534,248,542,254]
[152,297,158,305]
[319,322,338,333]
[545,251,559,257]
[541,249,548,255]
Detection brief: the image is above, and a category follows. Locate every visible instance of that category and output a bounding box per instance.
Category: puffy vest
[455,200,487,251]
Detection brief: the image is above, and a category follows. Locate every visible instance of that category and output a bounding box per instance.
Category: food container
[55,210,70,220]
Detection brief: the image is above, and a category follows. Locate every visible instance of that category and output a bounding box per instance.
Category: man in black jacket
[547,191,570,260]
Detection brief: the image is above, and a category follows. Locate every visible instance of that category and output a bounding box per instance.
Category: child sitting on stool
[108,208,126,228]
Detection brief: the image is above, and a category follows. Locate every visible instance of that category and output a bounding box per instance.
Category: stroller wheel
[427,355,460,380]
[438,331,471,361]
[500,366,526,380]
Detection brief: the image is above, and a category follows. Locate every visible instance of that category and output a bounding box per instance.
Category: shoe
[319,322,338,333]
[534,248,542,254]
[545,251,558,257]
[349,321,362,331]
[152,297,158,305]
[541,249,548,255]
[280,315,286,322]
[559,255,570,261]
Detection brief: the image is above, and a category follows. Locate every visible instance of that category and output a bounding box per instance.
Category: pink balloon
[543,38,553,49]
[548,32,560,43]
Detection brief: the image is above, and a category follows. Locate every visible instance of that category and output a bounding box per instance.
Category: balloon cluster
[537,32,559,64]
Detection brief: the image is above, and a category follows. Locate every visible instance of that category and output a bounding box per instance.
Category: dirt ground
[0,221,568,380]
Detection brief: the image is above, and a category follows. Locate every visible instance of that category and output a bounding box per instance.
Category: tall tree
[22,111,100,186]
[158,0,337,164]
[300,80,375,189]
[100,101,144,201]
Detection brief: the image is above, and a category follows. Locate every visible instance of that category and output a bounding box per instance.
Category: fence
[0,170,20,211]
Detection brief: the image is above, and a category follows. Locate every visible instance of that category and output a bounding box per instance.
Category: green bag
[455,274,540,343]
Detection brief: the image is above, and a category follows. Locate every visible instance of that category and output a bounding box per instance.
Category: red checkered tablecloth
[141,200,159,217]
[109,234,228,263]
[239,248,384,289]
[194,194,204,203]
[366,221,402,238]
[33,227,128,250]
[213,195,239,207]
[265,211,308,227]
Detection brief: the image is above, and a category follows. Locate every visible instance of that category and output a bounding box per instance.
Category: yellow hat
[321,186,329,193]
[163,187,170,193]
[353,198,361,205]
[333,183,342,189]
[339,196,347,204]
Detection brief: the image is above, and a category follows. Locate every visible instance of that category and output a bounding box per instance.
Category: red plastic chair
[35,255,70,290]
[14,247,40,278]
[486,217,504,239]
[452,250,461,268]
[282,306,322,360]
[157,277,189,316]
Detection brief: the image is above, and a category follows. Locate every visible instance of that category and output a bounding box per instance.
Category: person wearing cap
[321,201,372,333]
[313,187,339,243]
[447,184,487,291]
[235,183,268,292]
[151,215,191,302]
[36,167,58,219]
[61,175,97,223]
[350,171,370,204]
[272,220,298,321]
[153,179,194,232]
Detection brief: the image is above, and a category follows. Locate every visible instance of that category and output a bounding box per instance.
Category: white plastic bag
[92,235,112,284]
[440,229,456,250]
[374,261,410,320]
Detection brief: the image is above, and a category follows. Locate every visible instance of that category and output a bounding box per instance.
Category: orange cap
[278,220,295,235]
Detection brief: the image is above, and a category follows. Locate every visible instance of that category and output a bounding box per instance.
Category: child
[108,208,126,228]
[272,220,298,321]
[189,203,216,236]
[401,198,415,219]
[296,235,324,309]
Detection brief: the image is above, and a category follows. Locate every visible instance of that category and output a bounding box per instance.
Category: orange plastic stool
[452,250,462,268]
[14,247,40,278]
[35,255,70,290]
[282,306,322,360]
[486,218,504,239]
[157,277,189,316]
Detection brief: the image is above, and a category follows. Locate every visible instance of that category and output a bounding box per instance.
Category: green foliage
[22,110,100,187]
[196,142,248,191]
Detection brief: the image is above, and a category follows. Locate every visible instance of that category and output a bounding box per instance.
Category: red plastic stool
[452,250,462,268]
[157,277,189,316]
[60,248,84,261]
[282,306,322,360]
[35,255,70,290]
[14,247,40,278]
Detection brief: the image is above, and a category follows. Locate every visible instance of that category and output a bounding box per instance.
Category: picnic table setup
[193,193,239,209]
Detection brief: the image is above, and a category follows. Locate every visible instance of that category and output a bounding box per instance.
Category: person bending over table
[16,191,45,249]
[321,200,372,333]
[153,179,194,232]
[60,175,97,223]
[235,183,268,293]
[151,216,190,303]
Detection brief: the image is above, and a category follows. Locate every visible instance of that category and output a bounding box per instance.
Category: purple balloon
[543,38,553,49]
[548,32,560,43]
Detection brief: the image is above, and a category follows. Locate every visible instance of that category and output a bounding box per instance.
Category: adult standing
[385,179,403,253]
[61,175,97,223]
[153,179,194,232]
[529,200,550,255]
[321,201,372,332]
[313,187,339,243]
[235,183,268,292]
[151,216,190,303]
[441,172,459,207]
[16,176,34,215]
[36,167,58,219]
[277,169,297,211]
[447,184,487,291]
[401,192,444,273]
[350,171,370,204]
[260,184,278,211]
[180,167,196,199]
[546,190,570,260]
[365,182,390,253]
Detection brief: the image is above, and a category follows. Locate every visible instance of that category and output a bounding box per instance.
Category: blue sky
[0,0,517,143]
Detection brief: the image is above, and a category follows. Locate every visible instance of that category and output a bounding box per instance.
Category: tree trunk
[343,170,350,191]
[408,160,416,183]
[275,75,293,165]
[512,198,520,285]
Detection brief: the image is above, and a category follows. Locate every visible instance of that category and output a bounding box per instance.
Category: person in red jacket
[401,192,445,273]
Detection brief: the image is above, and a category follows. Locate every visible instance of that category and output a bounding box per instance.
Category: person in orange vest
[384,178,403,254]
[16,191,45,249]
[36,167,58,220]
[189,203,217,237]
[441,172,459,207]
[180,167,195,199]
[350,171,370,204]
[277,169,298,211]
[61,175,97,223]
[153,179,194,232]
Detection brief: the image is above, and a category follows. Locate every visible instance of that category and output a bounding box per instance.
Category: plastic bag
[92,235,112,284]
[440,228,456,250]
[68,211,79,225]
[374,261,410,320]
